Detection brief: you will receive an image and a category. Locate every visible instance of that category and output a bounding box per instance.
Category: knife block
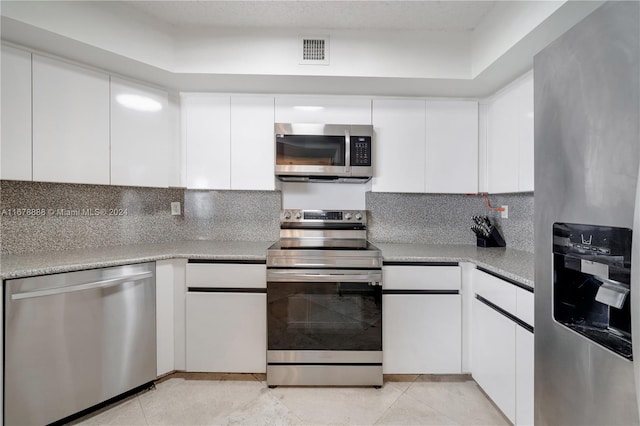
[477,226,506,248]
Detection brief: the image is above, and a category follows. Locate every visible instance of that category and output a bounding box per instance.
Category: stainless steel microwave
[275,123,374,183]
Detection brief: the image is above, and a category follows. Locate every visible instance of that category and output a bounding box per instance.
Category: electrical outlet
[501,205,508,219]
[171,202,181,216]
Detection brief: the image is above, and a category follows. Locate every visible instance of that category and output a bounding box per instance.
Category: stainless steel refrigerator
[535,1,640,425]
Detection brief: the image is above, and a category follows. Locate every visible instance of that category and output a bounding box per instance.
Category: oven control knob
[345,213,352,220]
[283,211,291,219]
[355,213,363,221]
[295,212,302,219]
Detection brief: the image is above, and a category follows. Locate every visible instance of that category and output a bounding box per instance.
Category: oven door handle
[267,270,382,284]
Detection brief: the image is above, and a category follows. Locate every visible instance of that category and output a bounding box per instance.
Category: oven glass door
[276,135,346,167]
[267,269,382,351]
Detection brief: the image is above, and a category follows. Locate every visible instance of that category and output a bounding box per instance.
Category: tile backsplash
[366,192,534,253]
[182,189,281,242]
[0,181,186,254]
[1,180,534,254]
[0,181,281,255]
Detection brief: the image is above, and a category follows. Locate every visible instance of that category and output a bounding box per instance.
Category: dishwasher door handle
[11,271,154,300]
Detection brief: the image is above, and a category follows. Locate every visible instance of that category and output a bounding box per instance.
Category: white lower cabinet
[185,262,266,373]
[384,294,461,374]
[516,327,534,426]
[156,259,187,377]
[471,268,534,426]
[472,297,517,423]
[382,264,462,374]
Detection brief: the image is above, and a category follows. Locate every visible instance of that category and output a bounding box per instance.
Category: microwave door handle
[345,128,351,169]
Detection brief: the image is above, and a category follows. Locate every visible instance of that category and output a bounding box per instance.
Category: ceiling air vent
[300,35,329,65]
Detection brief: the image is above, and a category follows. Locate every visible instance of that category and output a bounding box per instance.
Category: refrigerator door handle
[631,164,640,417]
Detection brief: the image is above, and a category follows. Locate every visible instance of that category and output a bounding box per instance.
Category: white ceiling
[121,0,497,32]
[0,1,604,96]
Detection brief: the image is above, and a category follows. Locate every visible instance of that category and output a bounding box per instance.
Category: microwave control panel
[351,136,372,166]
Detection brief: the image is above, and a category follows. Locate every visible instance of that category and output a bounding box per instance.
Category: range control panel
[281,209,366,224]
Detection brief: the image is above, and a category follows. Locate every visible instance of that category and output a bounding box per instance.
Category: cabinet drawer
[516,287,534,328]
[186,292,266,373]
[473,269,517,316]
[186,263,266,288]
[383,265,461,290]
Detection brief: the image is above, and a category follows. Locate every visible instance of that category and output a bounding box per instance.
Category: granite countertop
[1,241,534,289]
[0,241,275,280]
[375,243,534,289]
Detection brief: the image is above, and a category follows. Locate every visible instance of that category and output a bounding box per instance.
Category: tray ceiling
[122,1,497,32]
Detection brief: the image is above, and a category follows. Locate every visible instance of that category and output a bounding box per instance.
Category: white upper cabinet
[425,101,478,193]
[230,96,275,190]
[275,96,371,124]
[183,94,276,191]
[32,55,110,185]
[1,45,32,181]
[183,94,231,190]
[484,72,534,193]
[373,99,479,194]
[517,76,534,192]
[372,99,426,193]
[110,77,169,188]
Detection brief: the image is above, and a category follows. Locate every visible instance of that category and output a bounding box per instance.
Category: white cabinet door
[156,260,176,377]
[1,45,32,181]
[275,96,371,124]
[186,292,266,373]
[425,101,478,194]
[486,86,520,194]
[230,96,275,190]
[383,294,461,374]
[472,297,516,423]
[372,99,426,193]
[486,72,534,193]
[516,327,534,426]
[517,75,534,192]
[111,77,169,188]
[32,55,110,184]
[185,263,266,373]
[383,265,462,374]
[183,94,231,189]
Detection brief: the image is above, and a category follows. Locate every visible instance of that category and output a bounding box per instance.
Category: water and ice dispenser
[553,223,633,359]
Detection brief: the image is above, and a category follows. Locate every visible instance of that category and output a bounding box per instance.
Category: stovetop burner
[268,209,382,268]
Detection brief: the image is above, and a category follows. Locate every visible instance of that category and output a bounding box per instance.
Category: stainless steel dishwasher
[4,262,157,425]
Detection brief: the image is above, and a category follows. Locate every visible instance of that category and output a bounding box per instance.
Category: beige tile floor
[73,373,510,426]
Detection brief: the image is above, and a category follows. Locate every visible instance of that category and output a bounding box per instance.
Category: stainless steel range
[266,209,383,387]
